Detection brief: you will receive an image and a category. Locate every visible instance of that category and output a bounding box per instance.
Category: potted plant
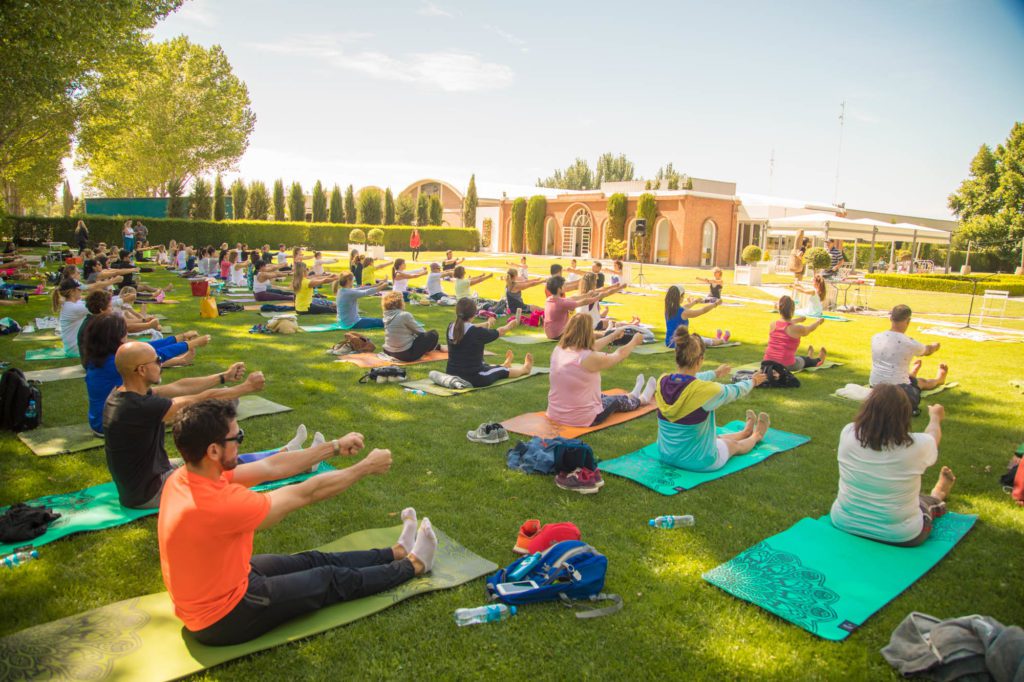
[734,245,764,285]
[347,228,367,254]
[367,228,386,259]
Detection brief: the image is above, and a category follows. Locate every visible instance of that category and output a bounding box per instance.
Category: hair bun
[672,326,690,344]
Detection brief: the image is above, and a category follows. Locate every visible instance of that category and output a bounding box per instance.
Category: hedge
[1,215,479,253]
[509,198,526,253]
[870,273,1024,296]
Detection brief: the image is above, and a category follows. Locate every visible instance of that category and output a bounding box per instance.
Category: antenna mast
[833,101,845,205]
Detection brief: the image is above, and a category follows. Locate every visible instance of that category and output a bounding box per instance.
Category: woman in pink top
[763,296,827,372]
[542,275,604,339]
[546,315,656,427]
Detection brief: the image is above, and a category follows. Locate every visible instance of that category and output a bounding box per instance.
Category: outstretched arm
[235,432,364,488]
[682,300,721,319]
[581,332,643,371]
[469,273,492,285]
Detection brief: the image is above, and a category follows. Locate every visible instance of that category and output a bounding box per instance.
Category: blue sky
[119,0,1024,218]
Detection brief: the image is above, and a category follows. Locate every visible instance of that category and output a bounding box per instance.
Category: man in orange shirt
[158,399,436,646]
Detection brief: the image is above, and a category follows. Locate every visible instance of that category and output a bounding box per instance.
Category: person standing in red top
[409,228,421,261]
[158,399,437,646]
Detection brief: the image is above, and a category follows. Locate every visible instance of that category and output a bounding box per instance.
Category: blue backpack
[485,540,622,618]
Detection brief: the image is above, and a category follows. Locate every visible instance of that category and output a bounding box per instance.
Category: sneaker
[525,521,582,554]
[466,422,509,444]
[590,467,605,488]
[429,370,471,390]
[327,342,354,356]
[555,468,600,494]
[513,519,541,555]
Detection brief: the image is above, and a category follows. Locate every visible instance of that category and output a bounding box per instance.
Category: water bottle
[3,549,39,568]
[404,388,426,396]
[649,515,695,529]
[25,399,37,420]
[508,552,542,580]
[454,604,516,626]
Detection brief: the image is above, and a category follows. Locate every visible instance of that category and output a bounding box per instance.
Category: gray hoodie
[383,309,424,353]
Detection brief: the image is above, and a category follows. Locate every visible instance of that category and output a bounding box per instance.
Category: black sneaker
[466,422,509,444]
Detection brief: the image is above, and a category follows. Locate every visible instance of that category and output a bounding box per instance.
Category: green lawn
[1,250,1022,680]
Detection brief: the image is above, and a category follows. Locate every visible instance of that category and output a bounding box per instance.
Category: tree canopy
[537,157,595,190]
[76,36,255,196]
[949,122,1024,263]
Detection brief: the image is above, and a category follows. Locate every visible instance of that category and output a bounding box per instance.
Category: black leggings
[189,549,415,646]
[386,330,439,362]
[298,298,337,315]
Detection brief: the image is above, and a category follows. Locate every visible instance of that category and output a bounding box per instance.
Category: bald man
[102,341,265,509]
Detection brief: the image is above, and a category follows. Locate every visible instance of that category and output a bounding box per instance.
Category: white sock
[311,431,325,447]
[630,373,645,398]
[640,376,657,404]
[285,424,307,451]
[398,507,418,554]
[411,517,437,572]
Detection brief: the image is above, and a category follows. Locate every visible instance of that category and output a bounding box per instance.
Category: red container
[190,280,210,297]
[65,257,83,265]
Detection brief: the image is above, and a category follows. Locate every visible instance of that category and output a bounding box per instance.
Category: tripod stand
[962,273,1000,330]
[635,259,649,288]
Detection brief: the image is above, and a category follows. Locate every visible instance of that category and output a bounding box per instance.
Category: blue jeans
[348,317,384,329]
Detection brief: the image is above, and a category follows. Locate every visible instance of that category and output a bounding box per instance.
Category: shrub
[247,180,271,220]
[167,177,188,218]
[329,185,343,224]
[606,193,626,243]
[311,181,328,223]
[605,237,627,260]
[344,185,356,224]
[510,197,526,253]
[367,228,385,245]
[230,180,247,220]
[428,195,443,226]
[634,192,657,262]
[384,188,395,225]
[349,228,366,245]
[213,175,226,221]
[416,193,429,226]
[190,177,212,220]
[526,195,546,254]
[272,179,285,221]
[741,244,762,264]
[870,273,1024,296]
[288,182,305,222]
[0,215,481,253]
[805,246,831,270]
[396,194,415,225]
[357,188,383,225]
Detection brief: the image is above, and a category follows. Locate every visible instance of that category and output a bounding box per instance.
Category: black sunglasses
[222,428,245,446]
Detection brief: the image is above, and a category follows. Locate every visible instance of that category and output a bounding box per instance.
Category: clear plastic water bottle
[508,552,542,580]
[25,399,37,420]
[454,604,516,626]
[404,388,426,396]
[3,549,39,568]
[649,515,695,529]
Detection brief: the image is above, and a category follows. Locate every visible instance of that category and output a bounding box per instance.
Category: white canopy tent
[766,213,953,272]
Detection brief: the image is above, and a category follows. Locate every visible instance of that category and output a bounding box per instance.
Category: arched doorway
[654,218,671,264]
[701,219,717,266]
[562,208,593,258]
[545,217,557,255]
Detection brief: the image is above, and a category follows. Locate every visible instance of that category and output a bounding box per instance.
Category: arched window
[545,217,558,254]
[701,219,717,266]
[655,218,671,264]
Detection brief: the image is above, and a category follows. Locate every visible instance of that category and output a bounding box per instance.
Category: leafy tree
[62,180,74,217]
[526,195,547,254]
[428,194,443,225]
[230,179,247,220]
[311,181,328,222]
[329,185,343,223]
[463,174,478,227]
[606,193,627,244]
[949,122,1024,264]
[77,36,255,196]
[384,187,396,225]
[416,193,429,226]
[595,153,635,186]
[357,188,383,225]
[0,0,180,206]
[272,179,285,221]
[634,192,657,262]
[288,182,305,222]
[655,162,684,190]
[537,157,595,190]
[396,194,416,225]
[213,174,226,220]
[166,176,187,218]
[190,177,212,220]
[510,197,527,253]
[344,185,357,224]
[247,180,270,220]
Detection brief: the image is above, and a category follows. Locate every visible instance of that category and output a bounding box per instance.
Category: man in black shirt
[591,261,606,288]
[103,341,265,508]
[441,250,463,272]
[111,249,170,297]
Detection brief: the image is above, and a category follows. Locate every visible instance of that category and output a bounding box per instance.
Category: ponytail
[391,257,406,281]
[664,285,682,320]
[672,327,705,369]
[452,298,477,346]
[291,262,307,292]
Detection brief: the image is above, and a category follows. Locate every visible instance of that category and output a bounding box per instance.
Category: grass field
[1,250,1022,680]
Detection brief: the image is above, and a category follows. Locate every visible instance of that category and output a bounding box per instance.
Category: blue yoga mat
[25,347,78,361]
[599,421,811,494]
[702,512,976,641]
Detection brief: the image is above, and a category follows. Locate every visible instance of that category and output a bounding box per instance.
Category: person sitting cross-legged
[763,295,827,372]
[334,273,387,329]
[381,291,440,362]
[439,298,533,388]
[829,384,956,547]
[655,327,771,472]
[158,399,436,646]
[870,304,948,416]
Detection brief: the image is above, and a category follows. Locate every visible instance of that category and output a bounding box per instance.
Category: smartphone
[495,581,538,596]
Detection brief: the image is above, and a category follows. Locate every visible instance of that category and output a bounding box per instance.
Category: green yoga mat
[399,367,549,396]
[804,313,851,322]
[23,365,86,382]
[502,334,554,344]
[0,463,334,556]
[832,382,960,403]
[17,396,292,456]
[600,421,811,494]
[300,321,352,333]
[0,526,496,682]
[24,347,78,361]
[703,512,976,641]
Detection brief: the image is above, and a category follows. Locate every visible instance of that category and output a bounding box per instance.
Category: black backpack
[758,360,801,389]
[217,301,244,314]
[0,368,42,431]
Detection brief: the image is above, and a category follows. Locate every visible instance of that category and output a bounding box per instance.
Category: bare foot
[741,409,756,437]
[807,345,814,357]
[503,349,513,369]
[819,346,827,362]
[935,363,949,384]
[755,412,771,439]
[910,359,923,378]
[523,352,534,373]
[930,466,956,501]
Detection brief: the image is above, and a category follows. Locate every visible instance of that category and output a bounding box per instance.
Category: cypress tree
[344,184,357,224]
[384,187,395,225]
[416,193,429,226]
[428,194,443,226]
[311,181,328,222]
[213,174,226,220]
[288,182,305,222]
[230,179,247,220]
[329,185,344,223]
[463,174,478,227]
[272,179,285,220]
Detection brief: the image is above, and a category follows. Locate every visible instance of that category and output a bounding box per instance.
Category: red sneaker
[513,519,540,555]
[526,521,582,554]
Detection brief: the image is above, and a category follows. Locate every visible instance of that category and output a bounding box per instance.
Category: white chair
[978,290,1010,327]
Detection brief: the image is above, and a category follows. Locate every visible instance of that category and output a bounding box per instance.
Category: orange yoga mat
[501,388,656,438]
[335,349,449,369]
